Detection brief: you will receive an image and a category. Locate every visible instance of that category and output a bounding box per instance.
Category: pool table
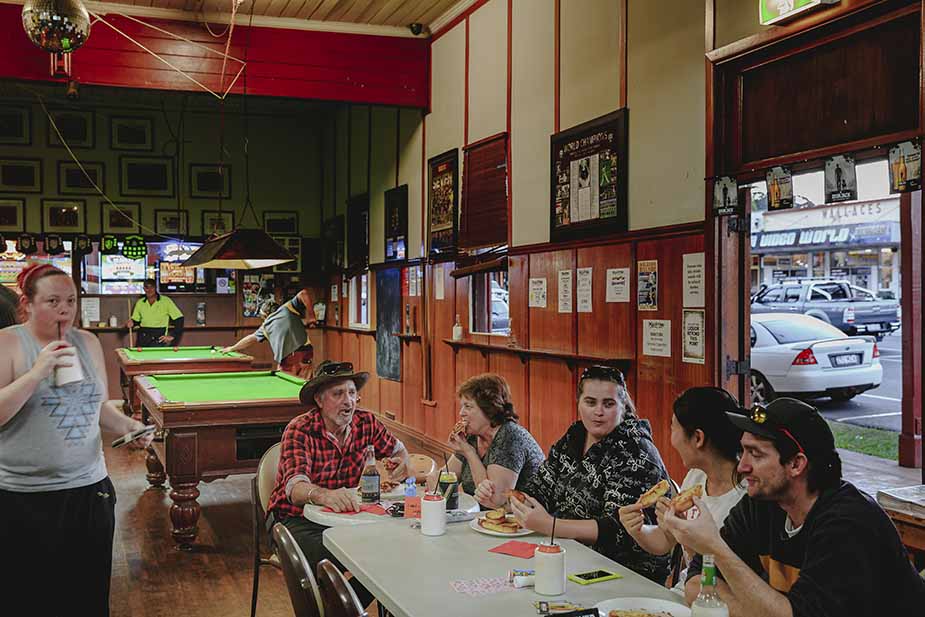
[136,370,307,550]
[116,346,255,417]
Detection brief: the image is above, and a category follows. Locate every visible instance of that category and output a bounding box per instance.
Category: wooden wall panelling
[528,358,577,453]
[431,262,459,442]
[455,275,474,343]
[489,351,529,430]
[455,347,491,393]
[402,341,425,432]
[308,326,326,365]
[576,243,634,359]
[342,332,361,372]
[528,249,577,353]
[325,331,344,363]
[507,254,529,348]
[379,377,403,423]
[359,335,380,417]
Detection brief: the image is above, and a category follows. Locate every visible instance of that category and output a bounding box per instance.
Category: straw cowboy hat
[299,360,369,406]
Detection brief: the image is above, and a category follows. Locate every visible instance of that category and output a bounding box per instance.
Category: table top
[140,371,304,404]
[305,493,479,527]
[324,518,684,617]
[117,346,252,363]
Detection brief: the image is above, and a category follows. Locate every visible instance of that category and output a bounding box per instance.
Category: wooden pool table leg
[145,446,166,489]
[169,480,201,551]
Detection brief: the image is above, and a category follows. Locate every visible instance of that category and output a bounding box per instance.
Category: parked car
[751,279,900,340]
[491,298,510,333]
[749,312,882,404]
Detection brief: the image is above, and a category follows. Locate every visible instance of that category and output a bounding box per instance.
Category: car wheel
[750,371,775,405]
[831,390,857,402]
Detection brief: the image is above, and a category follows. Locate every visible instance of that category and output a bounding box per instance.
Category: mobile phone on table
[111,425,156,448]
[566,569,622,585]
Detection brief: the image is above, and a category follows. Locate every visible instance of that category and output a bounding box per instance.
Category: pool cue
[127,298,135,348]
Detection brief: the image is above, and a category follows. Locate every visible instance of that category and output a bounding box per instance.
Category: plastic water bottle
[692,555,729,616]
[404,477,417,498]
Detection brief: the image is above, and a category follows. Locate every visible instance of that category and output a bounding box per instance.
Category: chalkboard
[376,267,401,381]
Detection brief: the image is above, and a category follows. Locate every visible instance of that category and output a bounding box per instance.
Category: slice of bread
[636,479,670,507]
[670,484,703,513]
[485,508,507,521]
[504,489,527,504]
[479,517,522,534]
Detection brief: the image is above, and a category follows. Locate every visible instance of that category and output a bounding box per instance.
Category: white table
[324,518,684,617]
[305,493,479,527]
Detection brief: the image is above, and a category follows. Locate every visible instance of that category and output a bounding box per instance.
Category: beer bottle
[360,445,380,504]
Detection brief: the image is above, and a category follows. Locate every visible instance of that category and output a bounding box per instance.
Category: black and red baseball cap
[726,397,837,461]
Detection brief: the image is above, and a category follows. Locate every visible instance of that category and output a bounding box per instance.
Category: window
[470,270,509,335]
[851,286,874,300]
[814,283,849,299]
[460,134,508,249]
[809,287,830,301]
[784,286,802,302]
[349,273,369,327]
[757,287,784,303]
[760,318,844,344]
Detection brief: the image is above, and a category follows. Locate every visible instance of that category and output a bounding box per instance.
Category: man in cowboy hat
[266,360,412,607]
[660,397,925,616]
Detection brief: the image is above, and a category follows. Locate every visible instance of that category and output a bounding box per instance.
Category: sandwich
[479,514,523,534]
[636,479,670,508]
[670,484,703,513]
[452,420,468,437]
[485,508,507,521]
[504,489,527,504]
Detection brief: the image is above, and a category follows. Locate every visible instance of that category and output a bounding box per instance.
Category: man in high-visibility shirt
[126,279,184,347]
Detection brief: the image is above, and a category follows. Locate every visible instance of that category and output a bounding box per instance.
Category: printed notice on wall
[342,280,348,299]
[683,252,705,308]
[331,285,338,302]
[637,260,658,311]
[577,267,593,313]
[434,264,445,300]
[82,297,100,323]
[409,269,418,297]
[643,319,671,357]
[606,268,630,303]
[558,270,573,313]
[416,267,424,298]
[529,278,547,308]
[682,309,705,364]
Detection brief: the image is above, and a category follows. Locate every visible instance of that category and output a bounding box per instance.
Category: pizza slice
[670,484,703,513]
[636,479,670,508]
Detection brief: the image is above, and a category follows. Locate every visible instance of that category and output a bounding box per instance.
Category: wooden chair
[272,523,325,617]
[316,559,367,617]
[409,453,436,484]
[250,443,282,617]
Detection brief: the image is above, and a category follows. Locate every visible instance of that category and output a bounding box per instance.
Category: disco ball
[22,0,91,54]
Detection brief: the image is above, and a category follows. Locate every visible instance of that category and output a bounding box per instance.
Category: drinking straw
[439,451,450,495]
[550,515,558,546]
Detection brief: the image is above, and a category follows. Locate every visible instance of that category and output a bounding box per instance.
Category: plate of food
[593,597,691,617]
[469,508,533,537]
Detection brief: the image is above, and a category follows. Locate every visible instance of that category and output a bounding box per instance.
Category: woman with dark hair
[618,386,746,594]
[0,263,152,616]
[0,284,18,328]
[427,373,544,509]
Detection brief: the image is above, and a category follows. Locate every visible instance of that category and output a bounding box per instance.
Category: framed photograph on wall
[110,116,153,151]
[322,215,345,271]
[58,160,104,195]
[549,108,628,243]
[154,209,188,236]
[101,202,141,235]
[384,184,408,262]
[190,163,231,199]
[428,148,458,257]
[0,106,31,145]
[120,156,174,197]
[42,199,86,234]
[272,236,301,273]
[263,210,299,235]
[201,210,234,236]
[0,158,42,192]
[0,198,25,232]
[48,109,94,148]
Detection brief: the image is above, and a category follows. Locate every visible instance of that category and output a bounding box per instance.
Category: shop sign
[763,199,899,231]
[752,222,896,251]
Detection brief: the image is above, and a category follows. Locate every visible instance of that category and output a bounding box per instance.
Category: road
[817,330,903,432]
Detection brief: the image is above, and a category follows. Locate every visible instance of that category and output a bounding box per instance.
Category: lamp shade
[182,228,295,270]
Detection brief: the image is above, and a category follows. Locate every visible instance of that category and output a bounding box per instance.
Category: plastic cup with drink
[437,471,459,510]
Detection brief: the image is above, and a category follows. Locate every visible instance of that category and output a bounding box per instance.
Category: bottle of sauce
[360,445,380,504]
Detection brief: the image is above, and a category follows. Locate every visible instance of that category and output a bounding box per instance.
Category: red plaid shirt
[268,408,397,520]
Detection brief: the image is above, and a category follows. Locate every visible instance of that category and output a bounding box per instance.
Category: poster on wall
[529,278,547,308]
[384,184,409,262]
[713,176,739,215]
[683,253,705,308]
[550,109,628,243]
[824,154,857,203]
[643,319,671,358]
[637,260,658,311]
[682,309,705,364]
[606,268,630,303]
[558,270,573,313]
[759,0,840,26]
[889,141,922,193]
[428,149,458,257]
[242,274,262,318]
[577,267,593,313]
[766,166,793,211]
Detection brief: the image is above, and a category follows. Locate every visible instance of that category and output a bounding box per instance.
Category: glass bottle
[691,555,729,617]
[360,445,380,504]
[452,314,463,341]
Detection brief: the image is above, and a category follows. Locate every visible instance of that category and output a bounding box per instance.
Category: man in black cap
[661,397,925,616]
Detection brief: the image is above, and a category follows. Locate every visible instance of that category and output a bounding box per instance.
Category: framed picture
[201,210,235,236]
[549,108,628,243]
[189,163,231,199]
[58,160,104,195]
[101,202,141,235]
[263,210,299,235]
[0,158,42,192]
[322,215,345,271]
[42,199,86,233]
[120,156,174,197]
[0,106,31,145]
[384,184,408,262]
[428,148,458,257]
[272,236,301,273]
[0,198,25,232]
[155,210,188,236]
[48,109,94,148]
[110,116,153,151]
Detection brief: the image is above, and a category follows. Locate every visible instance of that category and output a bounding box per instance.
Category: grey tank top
[0,325,107,492]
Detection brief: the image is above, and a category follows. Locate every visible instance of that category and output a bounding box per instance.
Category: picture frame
[272,235,301,273]
[47,109,94,148]
[322,215,345,271]
[201,210,235,236]
[0,158,42,192]
[42,199,86,234]
[428,148,458,257]
[263,210,299,235]
[110,116,153,151]
[58,160,104,195]
[549,108,628,243]
[154,209,188,236]
[0,106,31,145]
[190,163,232,199]
[0,198,25,232]
[120,156,175,197]
[384,184,408,262]
[101,202,141,235]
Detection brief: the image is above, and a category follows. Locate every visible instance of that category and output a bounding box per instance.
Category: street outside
[817,329,902,432]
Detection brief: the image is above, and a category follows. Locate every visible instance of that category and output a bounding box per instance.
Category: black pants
[0,477,117,617]
[136,327,167,347]
[278,516,375,608]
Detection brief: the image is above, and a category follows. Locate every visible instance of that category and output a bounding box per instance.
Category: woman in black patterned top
[512,365,672,583]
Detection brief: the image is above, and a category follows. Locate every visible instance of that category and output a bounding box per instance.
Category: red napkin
[488,540,539,559]
[321,504,388,516]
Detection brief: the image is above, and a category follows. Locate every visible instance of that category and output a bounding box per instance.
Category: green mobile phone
[566,569,622,585]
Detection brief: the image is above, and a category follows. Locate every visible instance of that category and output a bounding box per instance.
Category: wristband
[305,486,321,505]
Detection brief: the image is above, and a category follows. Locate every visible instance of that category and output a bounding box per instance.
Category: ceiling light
[182,228,294,270]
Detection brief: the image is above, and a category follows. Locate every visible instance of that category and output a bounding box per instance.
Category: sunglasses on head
[316,361,354,377]
[749,404,805,456]
[580,365,625,386]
